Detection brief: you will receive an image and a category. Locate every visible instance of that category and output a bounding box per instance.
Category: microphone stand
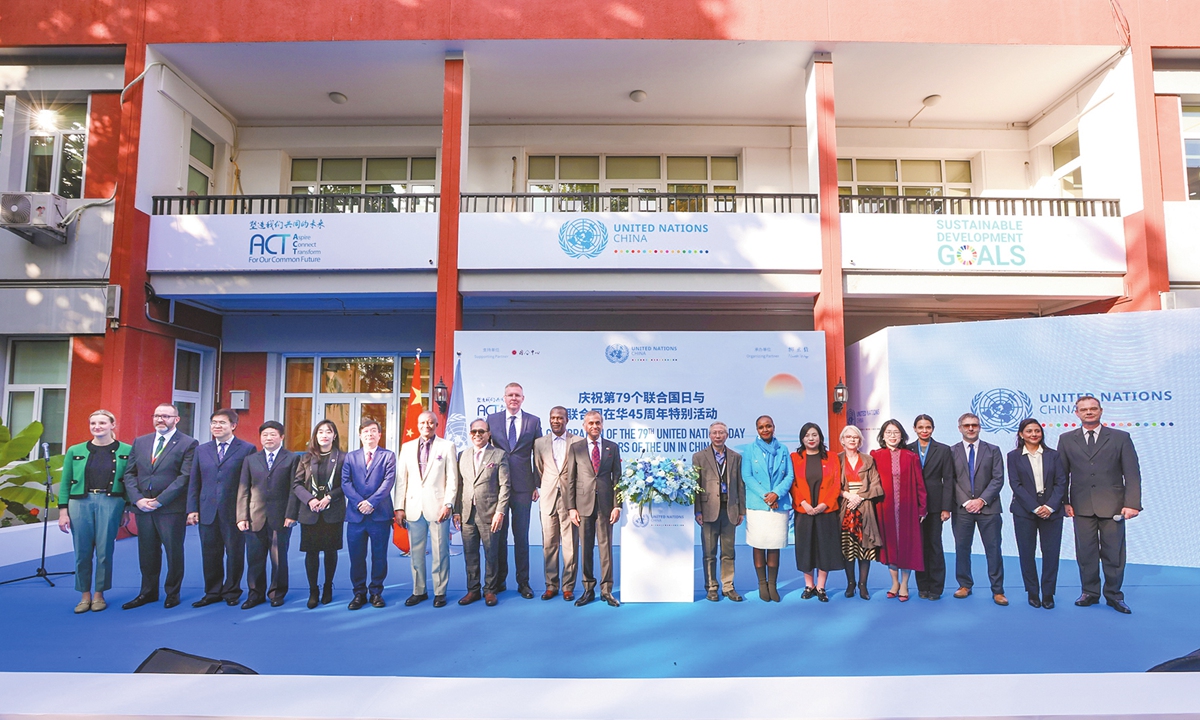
[0,442,75,587]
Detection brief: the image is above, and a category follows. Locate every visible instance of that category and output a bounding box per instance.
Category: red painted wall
[220,353,268,444]
[84,92,121,199]
[1156,95,1187,202]
[66,336,105,447]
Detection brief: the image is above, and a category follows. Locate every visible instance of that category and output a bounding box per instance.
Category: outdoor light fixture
[434,376,449,414]
[832,378,848,414]
[328,91,348,104]
[922,94,942,107]
[629,89,647,103]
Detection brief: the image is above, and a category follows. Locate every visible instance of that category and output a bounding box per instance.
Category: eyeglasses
[469,429,488,435]
[152,414,178,420]
[960,423,980,429]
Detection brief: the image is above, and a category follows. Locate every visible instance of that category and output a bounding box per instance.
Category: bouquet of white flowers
[617,456,701,510]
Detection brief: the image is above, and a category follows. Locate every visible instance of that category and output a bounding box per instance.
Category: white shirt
[505,412,523,441]
[154,428,177,451]
[1022,445,1045,494]
[960,440,978,461]
[551,433,568,471]
[1083,426,1102,446]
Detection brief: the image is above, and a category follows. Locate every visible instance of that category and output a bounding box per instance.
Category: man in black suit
[237,420,300,608]
[1058,395,1142,614]
[187,409,256,607]
[485,382,543,599]
[909,414,956,600]
[121,403,198,609]
[949,412,1008,606]
[566,410,622,607]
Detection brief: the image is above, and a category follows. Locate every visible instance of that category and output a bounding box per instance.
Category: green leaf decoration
[0,484,52,507]
[0,422,44,466]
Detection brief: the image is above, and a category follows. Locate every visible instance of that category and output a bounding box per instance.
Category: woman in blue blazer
[742,415,794,603]
[1006,418,1068,609]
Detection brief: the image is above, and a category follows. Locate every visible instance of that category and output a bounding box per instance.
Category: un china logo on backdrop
[605,344,631,364]
[558,218,608,258]
[631,513,651,528]
[971,388,1033,433]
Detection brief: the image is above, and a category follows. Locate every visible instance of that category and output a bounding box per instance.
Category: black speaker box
[1149,648,1200,672]
[135,647,257,675]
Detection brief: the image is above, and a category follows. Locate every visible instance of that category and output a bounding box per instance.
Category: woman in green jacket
[57,409,131,613]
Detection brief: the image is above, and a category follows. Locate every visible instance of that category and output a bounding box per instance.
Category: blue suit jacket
[1006,446,1068,519]
[486,410,542,499]
[187,436,256,524]
[341,446,397,523]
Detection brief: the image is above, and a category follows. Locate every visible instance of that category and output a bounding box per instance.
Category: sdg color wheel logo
[605,344,631,364]
[971,388,1033,433]
[558,218,608,258]
[956,245,979,266]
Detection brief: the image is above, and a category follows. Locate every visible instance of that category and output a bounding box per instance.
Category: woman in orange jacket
[791,423,844,602]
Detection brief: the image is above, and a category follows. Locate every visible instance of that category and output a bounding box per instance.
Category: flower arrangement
[617,456,701,509]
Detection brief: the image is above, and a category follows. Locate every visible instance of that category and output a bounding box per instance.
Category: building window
[1183,106,1200,201]
[289,157,437,196]
[172,343,214,441]
[527,154,739,195]
[25,103,87,199]
[1052,132,1083,199]
[280,355,430,453]
[4,340,69,458]
[836,158,973,198]
[187,129,215,197]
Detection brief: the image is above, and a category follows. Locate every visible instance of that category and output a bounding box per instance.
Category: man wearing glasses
[949,412,1008,606]
[122,404,198,609]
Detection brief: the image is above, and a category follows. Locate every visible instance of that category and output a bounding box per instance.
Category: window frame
[1182,105,1200,202]
[22,98,90,199]
[3,337,72,460]
[526,154,741,195]
[836,157,973,198]
[288,156,439,196]
[186,126,217,197]
[172,341,215,442]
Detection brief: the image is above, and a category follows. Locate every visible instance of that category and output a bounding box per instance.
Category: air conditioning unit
[1,192,68,244]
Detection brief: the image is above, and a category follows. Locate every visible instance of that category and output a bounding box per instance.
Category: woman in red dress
[869,419,927,602]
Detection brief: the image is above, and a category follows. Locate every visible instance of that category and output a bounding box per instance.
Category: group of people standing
[58,389,1140,616]
[693,395,1142,613]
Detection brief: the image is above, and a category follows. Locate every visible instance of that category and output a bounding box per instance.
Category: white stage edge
[2,671,1199,719]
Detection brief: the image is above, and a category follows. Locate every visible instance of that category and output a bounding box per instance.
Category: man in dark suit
[187,408,256,607]
[455,419,511,607]
[566,410,622,607]
[693,421,744,602]
[909,414,956,600]
[237,420,300,608]
[486,382,542,599]
[949,412,1008,606]
[121,403,198,609]
[1058,395,1142,614]
[341,417,397,610]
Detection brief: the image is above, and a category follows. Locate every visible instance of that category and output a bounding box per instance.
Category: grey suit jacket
[1057,426,1142,517]
[566,437,621,517]
[123,431,199,514]
[532,431,583,513]
[237,448,301,531]
[949,439,1005,514]
[455,446,511,524]
[692,444,744,523]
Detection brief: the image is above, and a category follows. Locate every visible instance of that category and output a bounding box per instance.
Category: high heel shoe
[307,589,320,609]
[321,583,333,605]
[886,587,899,599]
[898,591,910,602]
[844,582,856,598]
[859,585,870,600]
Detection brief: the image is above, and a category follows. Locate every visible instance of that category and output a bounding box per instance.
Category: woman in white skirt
[741,415,794,602]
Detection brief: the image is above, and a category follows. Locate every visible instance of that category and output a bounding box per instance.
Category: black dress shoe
[542,589,558,601]
[405,593,428,607]
[122,594,158,610]
[241,595,265,610]
[724,589,744,602]
[1107,599,1132,614]
[1075,593,1100,607]
[517,586,535,599]
[433,595,447,608]
[270,597,285,607]
[459,591,482,606]
[308,590,320,609]
[574,590,595,607]
[1028,593,1042,608]
[484,593,498,606]
[601,593,621,607]
[1042,595,1055,609]
[192,595,221,608]
[163,595,180,609]
[918,591,929,600]
[369,594,385,608]
[706,589,720,602]
[225,597,241,606]
[347,594,367,610]
[927,593,941,601]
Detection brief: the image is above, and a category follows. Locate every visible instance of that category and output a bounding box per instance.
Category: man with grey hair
[950,411,1007,605]
[693,421,744,602]
[394,410,459,608]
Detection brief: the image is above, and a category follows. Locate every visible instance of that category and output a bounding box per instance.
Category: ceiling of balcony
[151,40,1120,128]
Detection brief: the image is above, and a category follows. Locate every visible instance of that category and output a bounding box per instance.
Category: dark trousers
[497,496,533,589]
[346,519,389,596]
[700,504,737,592]
[246,525,292,601]
[461,512,500,594]
[1073,513,1126,602]
[915,511,947,595]
[952,511,1004,594]
[580,509,614,595]
[134,510,186,598]
[1012,513,1062,597]
[199,513,245,601]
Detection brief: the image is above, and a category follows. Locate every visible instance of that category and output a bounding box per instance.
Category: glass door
[322,398,392,452]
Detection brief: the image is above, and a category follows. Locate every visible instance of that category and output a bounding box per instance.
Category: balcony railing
[460,192,818,214]
[152,193,439,215]
[837,195,1121,217]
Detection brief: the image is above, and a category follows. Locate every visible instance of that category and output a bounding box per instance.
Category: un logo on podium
[558,218,608,258]
[971,388,1032,433]
[605,344,630,364]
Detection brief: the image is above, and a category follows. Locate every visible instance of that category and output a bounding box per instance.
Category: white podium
[619,501,695,602]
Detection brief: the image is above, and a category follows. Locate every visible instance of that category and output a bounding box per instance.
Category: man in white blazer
[532,406,583,601]
[393,410,460,608]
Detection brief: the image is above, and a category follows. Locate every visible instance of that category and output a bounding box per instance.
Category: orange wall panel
[85,93,121,199]
[1156,95,1187,202]
[66,336,105,447]
[220,352,268,444]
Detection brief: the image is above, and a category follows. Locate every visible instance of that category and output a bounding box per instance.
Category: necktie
[418,440,428,476]
[475,449,483,469]
[217,442,227,462]
[508,415,518,450]
[591,441,601,473]
[1087,430,1095,447]
[152,435,166,465]
[267,452,275,471]
[365,449,373,468]
[968,443,976,495]
[715,450,727,494]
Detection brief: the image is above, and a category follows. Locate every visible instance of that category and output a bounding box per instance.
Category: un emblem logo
[632,513,651,528]
[605,344,630,364]
[971,388,1032,433]
[558,218,608,258]
[445,412,469,452]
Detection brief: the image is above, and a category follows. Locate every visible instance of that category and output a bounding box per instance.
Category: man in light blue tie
[949,412,1007,605]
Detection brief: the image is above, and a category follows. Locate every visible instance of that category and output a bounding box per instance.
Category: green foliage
[0,418,63,526]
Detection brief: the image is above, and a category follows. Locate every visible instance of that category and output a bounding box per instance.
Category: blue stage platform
[2,525,1198,680]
